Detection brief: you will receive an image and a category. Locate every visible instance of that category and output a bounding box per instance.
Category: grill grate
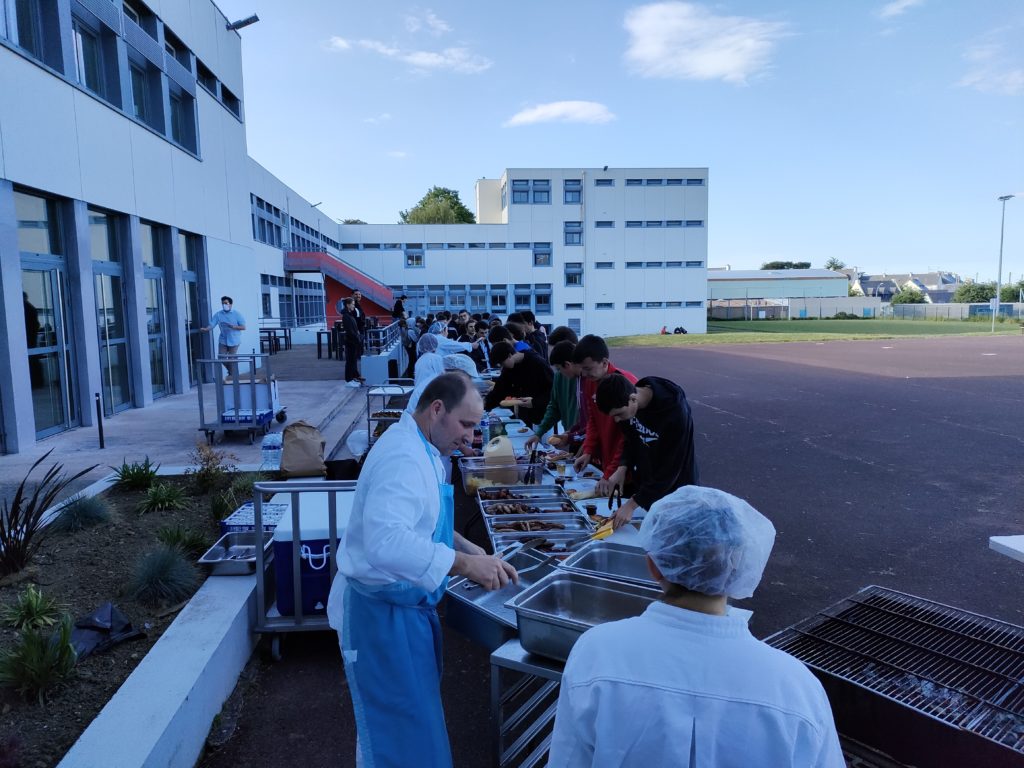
[768,586,1024,755]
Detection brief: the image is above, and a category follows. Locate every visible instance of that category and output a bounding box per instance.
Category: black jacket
[483,350,553,427]
[619,376,699,510]
[392,299,405,318]
[341,310,362,351]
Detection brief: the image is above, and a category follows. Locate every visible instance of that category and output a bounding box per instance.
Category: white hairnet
[443,354,479,378]
[417,333,440,356]
[637,486,776,599]
[414,352,445,385]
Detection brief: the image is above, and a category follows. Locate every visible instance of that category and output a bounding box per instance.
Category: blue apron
[342,427,455,768]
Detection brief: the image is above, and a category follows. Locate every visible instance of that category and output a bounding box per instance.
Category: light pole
[992,194,1015,332]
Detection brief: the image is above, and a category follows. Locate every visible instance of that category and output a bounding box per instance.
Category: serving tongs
[522,447,540,484]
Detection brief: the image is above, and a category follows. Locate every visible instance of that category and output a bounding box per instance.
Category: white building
[0,0,708,454]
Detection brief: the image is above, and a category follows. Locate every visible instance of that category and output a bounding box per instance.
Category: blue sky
[216,0,1023,281]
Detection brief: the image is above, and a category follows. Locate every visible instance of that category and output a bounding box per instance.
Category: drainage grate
[766,586,1024,767]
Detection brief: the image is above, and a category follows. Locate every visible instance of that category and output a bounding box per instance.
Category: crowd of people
[325,299,844,767]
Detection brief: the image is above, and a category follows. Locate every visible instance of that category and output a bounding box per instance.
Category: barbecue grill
[766,585,1024,768]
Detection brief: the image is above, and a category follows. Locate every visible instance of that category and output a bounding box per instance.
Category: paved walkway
[0,345,360,503]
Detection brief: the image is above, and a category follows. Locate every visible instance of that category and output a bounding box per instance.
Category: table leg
[491,662,502,768]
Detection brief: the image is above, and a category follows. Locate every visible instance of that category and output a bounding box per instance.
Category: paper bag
[279,420,326,478]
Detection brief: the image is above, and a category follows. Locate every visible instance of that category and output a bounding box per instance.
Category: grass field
[608,319,1022,346]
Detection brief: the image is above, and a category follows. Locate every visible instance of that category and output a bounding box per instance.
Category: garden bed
[0,453,261,768]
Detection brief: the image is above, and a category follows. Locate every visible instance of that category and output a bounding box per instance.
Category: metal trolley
[366,378,414,447]
[252,480,355,661]
[196,353,286,444]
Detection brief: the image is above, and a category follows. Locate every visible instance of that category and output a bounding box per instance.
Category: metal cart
[366,378,414,447]
[252,480,355,661]
[196,354,286,444]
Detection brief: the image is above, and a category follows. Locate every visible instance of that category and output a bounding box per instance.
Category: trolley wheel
[270,635,282,662]
[276,410,287,423]
[249,430,255,445]
[205,430,214,446]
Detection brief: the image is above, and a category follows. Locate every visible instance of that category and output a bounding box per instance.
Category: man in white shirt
[327,373,517,768]
[548,486,845,768]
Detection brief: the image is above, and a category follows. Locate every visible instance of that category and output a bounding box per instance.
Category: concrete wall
[708,276,849,300]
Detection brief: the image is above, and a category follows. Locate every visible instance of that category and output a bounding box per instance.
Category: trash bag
[345,429,369,458]
[280,420,327,478]
[71,602,145,660]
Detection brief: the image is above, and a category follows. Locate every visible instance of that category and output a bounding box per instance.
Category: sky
[214,0,1024,281]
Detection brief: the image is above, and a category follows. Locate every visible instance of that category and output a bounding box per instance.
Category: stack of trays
[476,485,595,553]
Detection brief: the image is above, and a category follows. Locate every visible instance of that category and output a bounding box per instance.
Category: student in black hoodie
[595,374,699,530]
[483,340,553,427]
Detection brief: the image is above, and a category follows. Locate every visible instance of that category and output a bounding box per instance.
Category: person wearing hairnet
[548,487,844,768]
[406,334,445,414]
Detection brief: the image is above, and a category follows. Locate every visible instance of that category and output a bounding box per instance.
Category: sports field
[609,318,1022,346]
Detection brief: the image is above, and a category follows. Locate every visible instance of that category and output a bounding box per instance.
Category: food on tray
[479,488,525,500]
[516,427,530,434]
[579,470,598,478]
[546,434,565,447]
[493,520,566,533]
[371,410,403,419]
[588,513,610,527]
[568,487,606,501]
[465,478,503,494]
[486,501,577,515]
[545,449,573,462]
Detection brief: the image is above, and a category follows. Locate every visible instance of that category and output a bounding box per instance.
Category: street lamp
[992,194,1015,332]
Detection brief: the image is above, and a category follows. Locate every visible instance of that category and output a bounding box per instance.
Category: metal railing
[364,319,401,354]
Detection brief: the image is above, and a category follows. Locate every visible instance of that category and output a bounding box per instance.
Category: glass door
[145,277,169,397]
[22,268,78,437]
[94,272,133,415]
[184,278,203,385]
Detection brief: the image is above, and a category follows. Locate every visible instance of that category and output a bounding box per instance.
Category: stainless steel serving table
[490,638,564,768]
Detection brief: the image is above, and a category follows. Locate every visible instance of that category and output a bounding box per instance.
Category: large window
[14,0,62,70]
[405,247,424,268]
[514,285,532,311]
[532,180,550,204]
[563,179,582,204]
[533,242,552,267]
[564,221,582,246]
[490,286,507,311]
[15,191,63,256]
[169,87,197,152]
[564,262,583,287]
[534,285,552,315]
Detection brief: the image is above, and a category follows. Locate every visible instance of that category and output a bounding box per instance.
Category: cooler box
[271,490,355,616]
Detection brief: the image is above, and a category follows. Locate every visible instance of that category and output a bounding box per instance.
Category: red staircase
[285,251,395,324]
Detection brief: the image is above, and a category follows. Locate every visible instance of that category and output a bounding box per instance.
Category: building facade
[0,0,709,454]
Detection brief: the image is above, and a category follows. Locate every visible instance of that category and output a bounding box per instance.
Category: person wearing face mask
[202,296,246,377]
[328,373,518,768]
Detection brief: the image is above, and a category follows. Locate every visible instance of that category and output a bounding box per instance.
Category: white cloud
[624,2,789,85]
[326,36,350,51]
[351,39,492,74]
[363,113,392,124]
[504,101,616,127]
[877,0,925,20]
[386,150,409,159]
[406,10,451,36]
[957,37,1024,95]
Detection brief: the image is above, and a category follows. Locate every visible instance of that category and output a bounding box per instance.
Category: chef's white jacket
[327,412,456,630]
[548,601,845,768]
[435,336,473,356]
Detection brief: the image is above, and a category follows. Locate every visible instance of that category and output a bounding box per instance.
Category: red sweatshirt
[581,362,638,479]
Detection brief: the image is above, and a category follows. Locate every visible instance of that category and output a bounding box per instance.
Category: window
[426,242,443,249]
[15,0,62,69]
[488,242,507,249]
[535,285,552,314]
[446,243,465,249]
[564,262,583,287]
[16,191,63,256]
[666,261,683,267]
[666,179,683,186]
[595,179,614,187]
[595,302,614,310]
[196,59,216,93]
[511,179,529,188]
[512,189,529,204]
[490,288,507,310]
[645,220,663,227]
[625,262,642,269]
[405,249,424,268]
[595,262,614,269]
[384,243,401,249]
[625,179,642,186]
[594,221,614,228]
[221,85,241,118]
[130,64,148,121]
[686,178,705,185]
[685,220,704,227]
[72,18,106,98]
[666,220,683,227]
[178,229,198,273]
[646,179,663,186]
[169,87,197,151]
[666,301,682,307]
[122,2,141,25]
[646,301,663,308]
[514,285,532,310]
[532,179,550,205]
[565,303,584,310]
[362,243,380,249]
[685,301,703,307]
[533,242,552,267]
[564,179,582,204]
[513,242,530,249]
[685,260,704,267]
[88,208,118,262]
[341,243,359,250]
[140,221,165,267]
[564,221,582,246]
[568,318,582,334]
[645,261,663,268]
[625,220,641,228]
[626,302,642,309]
[469,242,485,249]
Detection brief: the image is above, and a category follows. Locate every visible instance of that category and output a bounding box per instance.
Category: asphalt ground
[198,334,1024,768]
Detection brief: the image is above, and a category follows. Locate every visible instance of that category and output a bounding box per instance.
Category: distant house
[850,271,962,303]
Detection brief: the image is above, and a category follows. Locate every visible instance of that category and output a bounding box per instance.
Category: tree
[399,186,475,224]
[824,257,846,271]
[890,287,926,304]
[340,218,366,225]
[999,280,1024,303]
[952,282,996,304]
[761,261,811,270]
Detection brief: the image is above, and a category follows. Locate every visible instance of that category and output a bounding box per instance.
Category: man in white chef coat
[548,486,845,768]
[327,372,518,768]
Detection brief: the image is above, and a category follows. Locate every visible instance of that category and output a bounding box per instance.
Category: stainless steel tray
[480,498,580,517]
[199,531,273,575]
[486,513,593,535]
[558,541,658,587]
[507,571,660,661]
[476,485,572,502]
[445,546,559,651]
[490,530,591,554]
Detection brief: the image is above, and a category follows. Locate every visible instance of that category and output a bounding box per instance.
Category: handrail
[364,320,401,354]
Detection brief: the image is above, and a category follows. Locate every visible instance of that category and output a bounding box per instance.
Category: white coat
[548,601,845,768]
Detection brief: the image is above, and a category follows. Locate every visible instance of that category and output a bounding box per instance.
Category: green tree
[340,218,366,225]
[761,261,811,270]
[399,187,475,224]
[999,280,1024,303]
[952,282,996,303]
[824,257,846,271]
[890,286,926,304]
